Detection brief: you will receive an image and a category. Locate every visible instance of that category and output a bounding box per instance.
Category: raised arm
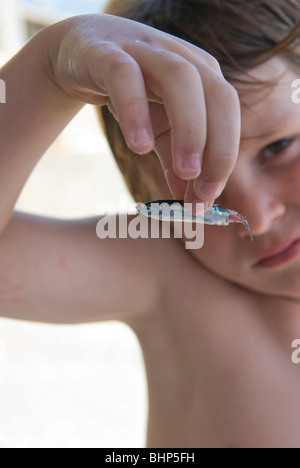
[0,14,240,323]
[0,14,240,228]
[0,13,241,236]
[0,213,160,324]
[0,28,83,233]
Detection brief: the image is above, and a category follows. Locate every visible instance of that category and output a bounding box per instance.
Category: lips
[255,238,300,268]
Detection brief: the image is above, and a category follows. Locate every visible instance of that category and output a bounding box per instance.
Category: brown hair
[98,0,300,202]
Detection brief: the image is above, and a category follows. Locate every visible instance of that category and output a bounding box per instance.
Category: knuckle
[224,83,240,105]
[204,53,222,73]
[169,58,198,82]
[219,152,238,166]
[107,53,137,76]
[213,78,239,106]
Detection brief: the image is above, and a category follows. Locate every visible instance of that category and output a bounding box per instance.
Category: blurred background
[0,0,148,448]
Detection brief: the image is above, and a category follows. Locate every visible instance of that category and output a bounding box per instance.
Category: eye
[264,139,292,155]
[259,138,295,169]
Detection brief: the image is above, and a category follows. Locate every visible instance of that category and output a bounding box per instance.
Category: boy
[1,0,300,448]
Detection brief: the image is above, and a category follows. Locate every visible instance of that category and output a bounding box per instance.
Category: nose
[236,197,286,239]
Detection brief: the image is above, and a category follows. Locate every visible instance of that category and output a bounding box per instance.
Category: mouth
[254,238,300,269]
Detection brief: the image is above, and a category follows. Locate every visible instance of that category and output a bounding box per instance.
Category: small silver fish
[136,200,253,241]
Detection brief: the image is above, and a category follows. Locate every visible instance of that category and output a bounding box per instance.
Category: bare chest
[136,287,300,448]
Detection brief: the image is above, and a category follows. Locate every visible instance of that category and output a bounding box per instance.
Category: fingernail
[131,128,153,153]
[196,182,224,200]
[179,155,201,176]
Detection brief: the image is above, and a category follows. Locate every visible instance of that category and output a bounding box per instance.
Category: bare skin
[135,60,300,448]
[2,214,300,448]
[1,15,300,448]
[130,236,300,449]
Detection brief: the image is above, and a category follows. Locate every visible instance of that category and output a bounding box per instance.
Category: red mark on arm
[0,274,12,284]
[58,256,72,274]
[0,275,28,304]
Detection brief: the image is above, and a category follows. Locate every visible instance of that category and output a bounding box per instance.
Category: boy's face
[186,58,300,300]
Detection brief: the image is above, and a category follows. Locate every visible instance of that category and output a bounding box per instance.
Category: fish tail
[228,211,253,242]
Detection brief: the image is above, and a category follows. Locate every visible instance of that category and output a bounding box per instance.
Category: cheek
[282,161,300,198]
[196,225,235,267]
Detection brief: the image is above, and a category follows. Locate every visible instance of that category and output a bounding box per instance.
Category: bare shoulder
[123,220,260,330]
[145,235,260,318]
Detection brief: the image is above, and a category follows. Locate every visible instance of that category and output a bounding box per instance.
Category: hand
[48,14,241,206]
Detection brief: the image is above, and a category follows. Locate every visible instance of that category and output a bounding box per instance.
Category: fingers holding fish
[122,44,208,180]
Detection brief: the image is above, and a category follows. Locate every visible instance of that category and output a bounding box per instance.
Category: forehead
[232,58,300,139]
